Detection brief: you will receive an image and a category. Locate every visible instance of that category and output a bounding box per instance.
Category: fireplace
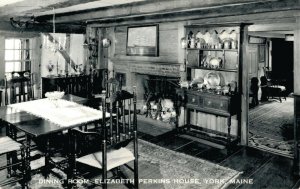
[113,60,181,126]
[136,74,179,123]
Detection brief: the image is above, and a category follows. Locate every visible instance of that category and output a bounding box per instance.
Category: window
[4,38,31,76]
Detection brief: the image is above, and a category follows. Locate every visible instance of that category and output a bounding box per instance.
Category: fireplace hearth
[137,74,179,124]
[113,61,181,126]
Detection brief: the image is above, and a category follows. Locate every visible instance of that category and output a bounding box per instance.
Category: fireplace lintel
[113,60,181,77]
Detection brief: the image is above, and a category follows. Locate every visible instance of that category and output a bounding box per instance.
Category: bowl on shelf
[209,57,222,69]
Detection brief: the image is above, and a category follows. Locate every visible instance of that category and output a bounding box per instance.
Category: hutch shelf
[176,24,242,151]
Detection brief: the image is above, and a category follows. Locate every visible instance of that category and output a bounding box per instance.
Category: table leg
[67,129,77,189]
[11,127,18,176]
[43,138,51,178]
[227,116,231,154]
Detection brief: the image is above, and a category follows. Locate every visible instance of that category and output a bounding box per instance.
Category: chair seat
[77,147,135,171]
[0,136,22,155]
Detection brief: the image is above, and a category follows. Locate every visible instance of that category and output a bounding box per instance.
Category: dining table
[0,94,108,188]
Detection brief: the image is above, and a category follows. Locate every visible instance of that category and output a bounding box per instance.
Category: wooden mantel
[114,60,181,77]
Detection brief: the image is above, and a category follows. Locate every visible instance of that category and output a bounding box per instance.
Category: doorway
[248,37,294,158]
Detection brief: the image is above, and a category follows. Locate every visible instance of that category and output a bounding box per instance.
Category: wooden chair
[0,122,26,188]
[260,75,287,103]
[5,71,33,105]
[249,77,259,107]
[71,88,138,189]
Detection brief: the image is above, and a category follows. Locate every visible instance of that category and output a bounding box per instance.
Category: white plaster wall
[41,33,66,77]
[70,34,85,74]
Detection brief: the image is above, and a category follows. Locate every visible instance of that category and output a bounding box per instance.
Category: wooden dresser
[176,88,239,149]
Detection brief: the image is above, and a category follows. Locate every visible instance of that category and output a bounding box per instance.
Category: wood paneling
[248,44,258,79]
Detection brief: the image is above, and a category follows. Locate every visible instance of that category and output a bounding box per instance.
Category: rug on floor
[249,97,294,157]
[9,139,241,189]
[137,115,174,136]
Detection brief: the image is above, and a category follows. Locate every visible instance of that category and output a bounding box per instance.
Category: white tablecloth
[9,98,109,127]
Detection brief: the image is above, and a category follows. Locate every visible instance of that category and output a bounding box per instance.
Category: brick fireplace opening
[135,74,179,123]
[114,61,181,130]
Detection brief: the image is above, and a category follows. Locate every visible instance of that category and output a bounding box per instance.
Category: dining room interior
[0,0,300,189]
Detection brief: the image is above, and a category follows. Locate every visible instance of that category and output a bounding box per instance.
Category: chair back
[70,87,138,189]
[102,87,137,147]
[5,71,33,105]
[263,67,272,80]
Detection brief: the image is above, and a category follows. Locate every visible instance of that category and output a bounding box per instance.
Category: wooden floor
[1,122,300,188]
[139,130,300,189]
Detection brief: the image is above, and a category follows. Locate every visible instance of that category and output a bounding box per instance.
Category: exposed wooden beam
[36,0,271,23]
[0,21,85,34]
[248,23,296,32]
[38,0,299,26]
[248,32,286,38]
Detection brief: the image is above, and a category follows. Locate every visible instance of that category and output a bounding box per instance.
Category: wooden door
[248,44,258,79]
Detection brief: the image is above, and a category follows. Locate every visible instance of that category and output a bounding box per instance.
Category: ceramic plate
[204,72,220,89]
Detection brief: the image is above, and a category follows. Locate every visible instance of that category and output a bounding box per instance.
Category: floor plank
[236,155,299,189]
[175,141,212,156]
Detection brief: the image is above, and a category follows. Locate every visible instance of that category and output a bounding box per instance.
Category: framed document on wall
[126,25,158,56]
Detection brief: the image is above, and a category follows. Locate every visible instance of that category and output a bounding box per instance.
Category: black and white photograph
[0,0,299,188]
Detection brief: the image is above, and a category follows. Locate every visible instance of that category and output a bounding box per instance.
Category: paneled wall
[103,21,186,92]
[112,22,182,63]
[100,21,238,135]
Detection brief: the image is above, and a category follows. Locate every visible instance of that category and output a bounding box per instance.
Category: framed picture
[258,45,265,62]
[126,25,158,56]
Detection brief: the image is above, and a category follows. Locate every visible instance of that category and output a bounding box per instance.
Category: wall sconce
[102,38,111,48]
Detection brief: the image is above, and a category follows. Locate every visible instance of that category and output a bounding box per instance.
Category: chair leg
[6,152,11,178]
[21,146,27,189]
[134,132,138,189]
[102,140,107,189]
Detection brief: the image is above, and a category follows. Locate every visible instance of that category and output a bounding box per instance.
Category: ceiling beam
[248,31,285,38]
[36,0,289,24]
[248,23,297,32]
[0,21,85,34]
[84,1,299,28]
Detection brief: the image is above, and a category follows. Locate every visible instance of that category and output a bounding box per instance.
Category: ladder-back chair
[71,88,138,189]
[5,71,33,105]
[0,121,26,188]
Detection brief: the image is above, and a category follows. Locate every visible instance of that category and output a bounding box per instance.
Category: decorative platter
[204,72,221,89]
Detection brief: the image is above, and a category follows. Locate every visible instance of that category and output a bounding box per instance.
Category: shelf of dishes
[186,48,238,52]
[179,72,237,96]
[187,66,237,72]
